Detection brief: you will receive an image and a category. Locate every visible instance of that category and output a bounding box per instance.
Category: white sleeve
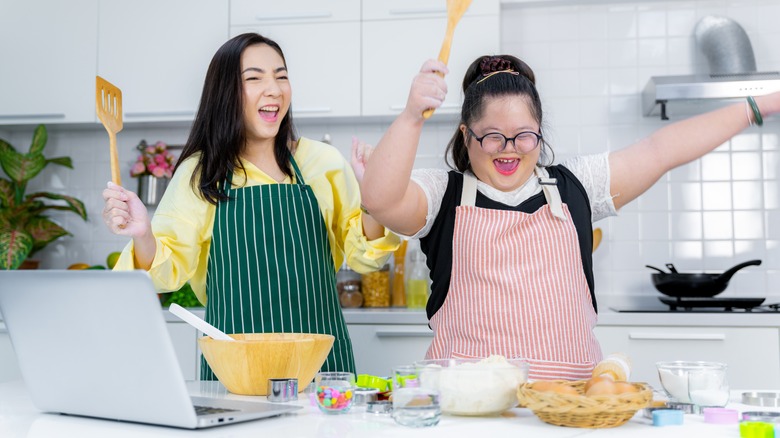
[407,168,449,239]
[561,152,617,223]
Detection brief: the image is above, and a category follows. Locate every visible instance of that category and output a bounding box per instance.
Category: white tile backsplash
[732,181,763,210]
[670,182,703,211]
[732,152,763,180]
[703,211,734,240]
[701,153,732,181]
[637,38,667,67]
[671,211,704,240]
[764,151,779,179]
[702,181,732,210]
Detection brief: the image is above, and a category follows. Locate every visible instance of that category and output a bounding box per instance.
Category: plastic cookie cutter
[357,374,390,392]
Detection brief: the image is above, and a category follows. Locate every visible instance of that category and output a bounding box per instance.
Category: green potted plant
[0,124,87,269]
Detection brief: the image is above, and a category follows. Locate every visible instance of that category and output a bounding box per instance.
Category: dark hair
[445,55,554,172]
[175,33,297,204]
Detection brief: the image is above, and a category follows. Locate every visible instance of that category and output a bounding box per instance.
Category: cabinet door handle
[389,103,459,111]
[375,330,433,338]
[389,8,446,15]
[628,332,726,341]
[254,11,332,21]
[125,111,195,118]
[0,113,66,120]
[294,107,332,114]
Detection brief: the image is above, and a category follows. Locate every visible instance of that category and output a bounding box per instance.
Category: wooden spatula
[422,0,473,119]
[592,227,603,253]
[96,76,123,186]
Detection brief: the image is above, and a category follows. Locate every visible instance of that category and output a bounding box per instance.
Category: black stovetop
[610,297,780,313]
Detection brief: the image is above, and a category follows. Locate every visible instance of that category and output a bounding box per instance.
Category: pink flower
[151,166,166,178]
[130,139,176,179]
[130,161,146,177]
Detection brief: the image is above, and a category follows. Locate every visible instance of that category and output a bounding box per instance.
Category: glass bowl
[415,356,530,416]
[656,361,727,403]
[314,372,356,414]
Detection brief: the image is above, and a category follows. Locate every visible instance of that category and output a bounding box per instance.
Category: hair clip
[477,69,520,84]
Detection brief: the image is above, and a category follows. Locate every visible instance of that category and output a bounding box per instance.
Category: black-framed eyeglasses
[466,127,542,154]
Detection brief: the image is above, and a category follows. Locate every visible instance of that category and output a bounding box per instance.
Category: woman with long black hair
[103,33,399,378]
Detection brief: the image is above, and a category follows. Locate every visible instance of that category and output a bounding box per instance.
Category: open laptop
[0,269,301,429]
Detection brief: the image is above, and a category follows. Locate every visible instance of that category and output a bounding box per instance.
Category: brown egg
[585,379,617,396]
[530,380,558,392]
[613,381,640,394]
[584,375,613,392]
[551,384,581,396]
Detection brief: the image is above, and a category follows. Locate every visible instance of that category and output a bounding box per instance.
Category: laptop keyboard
[194,405,239,416]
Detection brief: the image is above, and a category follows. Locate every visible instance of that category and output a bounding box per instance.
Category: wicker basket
[517,380,652,428]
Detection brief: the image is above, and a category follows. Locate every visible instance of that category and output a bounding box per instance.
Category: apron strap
[535,167,567,221]
[288,155,306,186]
[460,173,479,207]
[460,170,567,221]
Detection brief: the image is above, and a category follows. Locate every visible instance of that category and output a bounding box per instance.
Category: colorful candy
[316,385,353,412]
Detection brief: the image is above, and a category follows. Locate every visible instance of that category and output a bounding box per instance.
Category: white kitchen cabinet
[0,323,21,383]
[595,325,780,390]
[97,0,228,123]
[231,0,360,25]
[361,0,499,117]
[347,323,433,376]
[362,1,499,20]
[166,321,199,381]
[0,0,98,125]
[230,0,361,119]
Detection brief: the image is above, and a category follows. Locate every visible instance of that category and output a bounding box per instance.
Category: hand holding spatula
[422,0,473,119]
[96,76,123,186]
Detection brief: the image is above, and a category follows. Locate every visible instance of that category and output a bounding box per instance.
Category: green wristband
[747,96,764,127]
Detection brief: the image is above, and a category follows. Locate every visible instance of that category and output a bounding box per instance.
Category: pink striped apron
[425,169,602,380]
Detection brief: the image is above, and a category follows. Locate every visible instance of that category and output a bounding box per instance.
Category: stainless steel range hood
[643,15,780,120]
[643,71,780,120]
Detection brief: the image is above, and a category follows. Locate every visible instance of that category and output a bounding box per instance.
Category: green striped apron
[200,157,355,380]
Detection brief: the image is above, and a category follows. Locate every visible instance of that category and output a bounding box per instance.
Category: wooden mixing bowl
[198,333,334,396]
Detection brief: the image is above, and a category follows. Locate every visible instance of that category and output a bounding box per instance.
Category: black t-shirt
[419,166,596,320]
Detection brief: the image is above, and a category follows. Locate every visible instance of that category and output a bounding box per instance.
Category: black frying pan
[646,259,762,298]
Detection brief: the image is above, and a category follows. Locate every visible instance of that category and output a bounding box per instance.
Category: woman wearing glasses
[358,54,780,380]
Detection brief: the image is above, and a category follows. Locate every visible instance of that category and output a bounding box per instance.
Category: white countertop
[162,301,780,328]
[0,379,774,438]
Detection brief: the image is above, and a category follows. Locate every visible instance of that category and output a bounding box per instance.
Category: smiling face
[461,95,541,192]
[240,43,291,148]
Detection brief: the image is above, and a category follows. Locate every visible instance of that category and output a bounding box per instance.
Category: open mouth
[493,157,520,175]
[258,105,279,122]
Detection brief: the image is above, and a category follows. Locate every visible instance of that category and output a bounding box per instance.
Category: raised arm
[609,91,780,210]
[360,60,449,236]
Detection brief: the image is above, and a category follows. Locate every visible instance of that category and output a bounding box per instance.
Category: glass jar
[336,263,362,295]
[362,264,390,307]
[391,240,408,307]
[405,239,430,309]
[339,283,363,308]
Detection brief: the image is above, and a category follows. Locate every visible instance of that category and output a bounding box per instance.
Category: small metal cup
[352,388,379,406]
[267,378,298,402]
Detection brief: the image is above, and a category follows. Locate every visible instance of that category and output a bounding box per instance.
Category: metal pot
[646,259,762,298]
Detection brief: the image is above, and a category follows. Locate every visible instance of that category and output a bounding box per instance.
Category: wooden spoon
[592,227,602,253]
[422,0,473,119]
[96,76,123,185]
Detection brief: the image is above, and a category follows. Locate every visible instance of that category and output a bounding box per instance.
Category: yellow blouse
[114,137,401,304]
